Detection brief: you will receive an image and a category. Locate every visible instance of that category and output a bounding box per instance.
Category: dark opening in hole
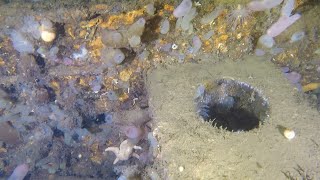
[33,54,46,74]
[80,113,106,134]
[195,79,270,132]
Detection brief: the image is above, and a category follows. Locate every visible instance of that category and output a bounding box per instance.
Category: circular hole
[195,79,270,132]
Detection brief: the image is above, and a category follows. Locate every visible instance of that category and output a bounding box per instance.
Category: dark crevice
[196,79,269,132]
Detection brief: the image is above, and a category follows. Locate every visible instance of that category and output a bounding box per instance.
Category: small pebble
[281,67,290,73]
[159,43,172,52]
[284,129,295,140]
[179,166,184,172]
[63,57,73,66]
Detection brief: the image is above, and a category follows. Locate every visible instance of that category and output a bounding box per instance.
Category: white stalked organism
[127,18,146,37]
[10,30,34,53]
[128,35,141,47]
[21,16,41,40]
[105,139,141,164]
[192,35,202,54]
[101,30,124,47]
[200,5,224,25]
[247,0,283,12]
[8,164,29,180]
[228,4,252,30]
[101,47,125,67]
[181,7,197,31]
[281,0,295,17]
[266,0,301,37]
[145,3,155,15]
[266,14,301,37]
[160,18,170,34]
[40,19,56,42]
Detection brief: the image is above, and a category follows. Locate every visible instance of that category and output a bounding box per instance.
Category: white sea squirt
[247,0,283,12]
[267,14,301,37]
[258,34,275,48]
[267,0,301,37]
[10,30,34,53]
[192,35,202,54]
[200,5,223,25]
[281,0,295,17]
[290,31,305,43]
[160,18,170,34]
[173,0,192,18]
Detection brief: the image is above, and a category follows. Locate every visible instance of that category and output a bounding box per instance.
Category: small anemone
[227,4,252,30]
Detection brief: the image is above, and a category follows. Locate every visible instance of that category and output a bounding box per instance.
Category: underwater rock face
[1,0,320,178]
